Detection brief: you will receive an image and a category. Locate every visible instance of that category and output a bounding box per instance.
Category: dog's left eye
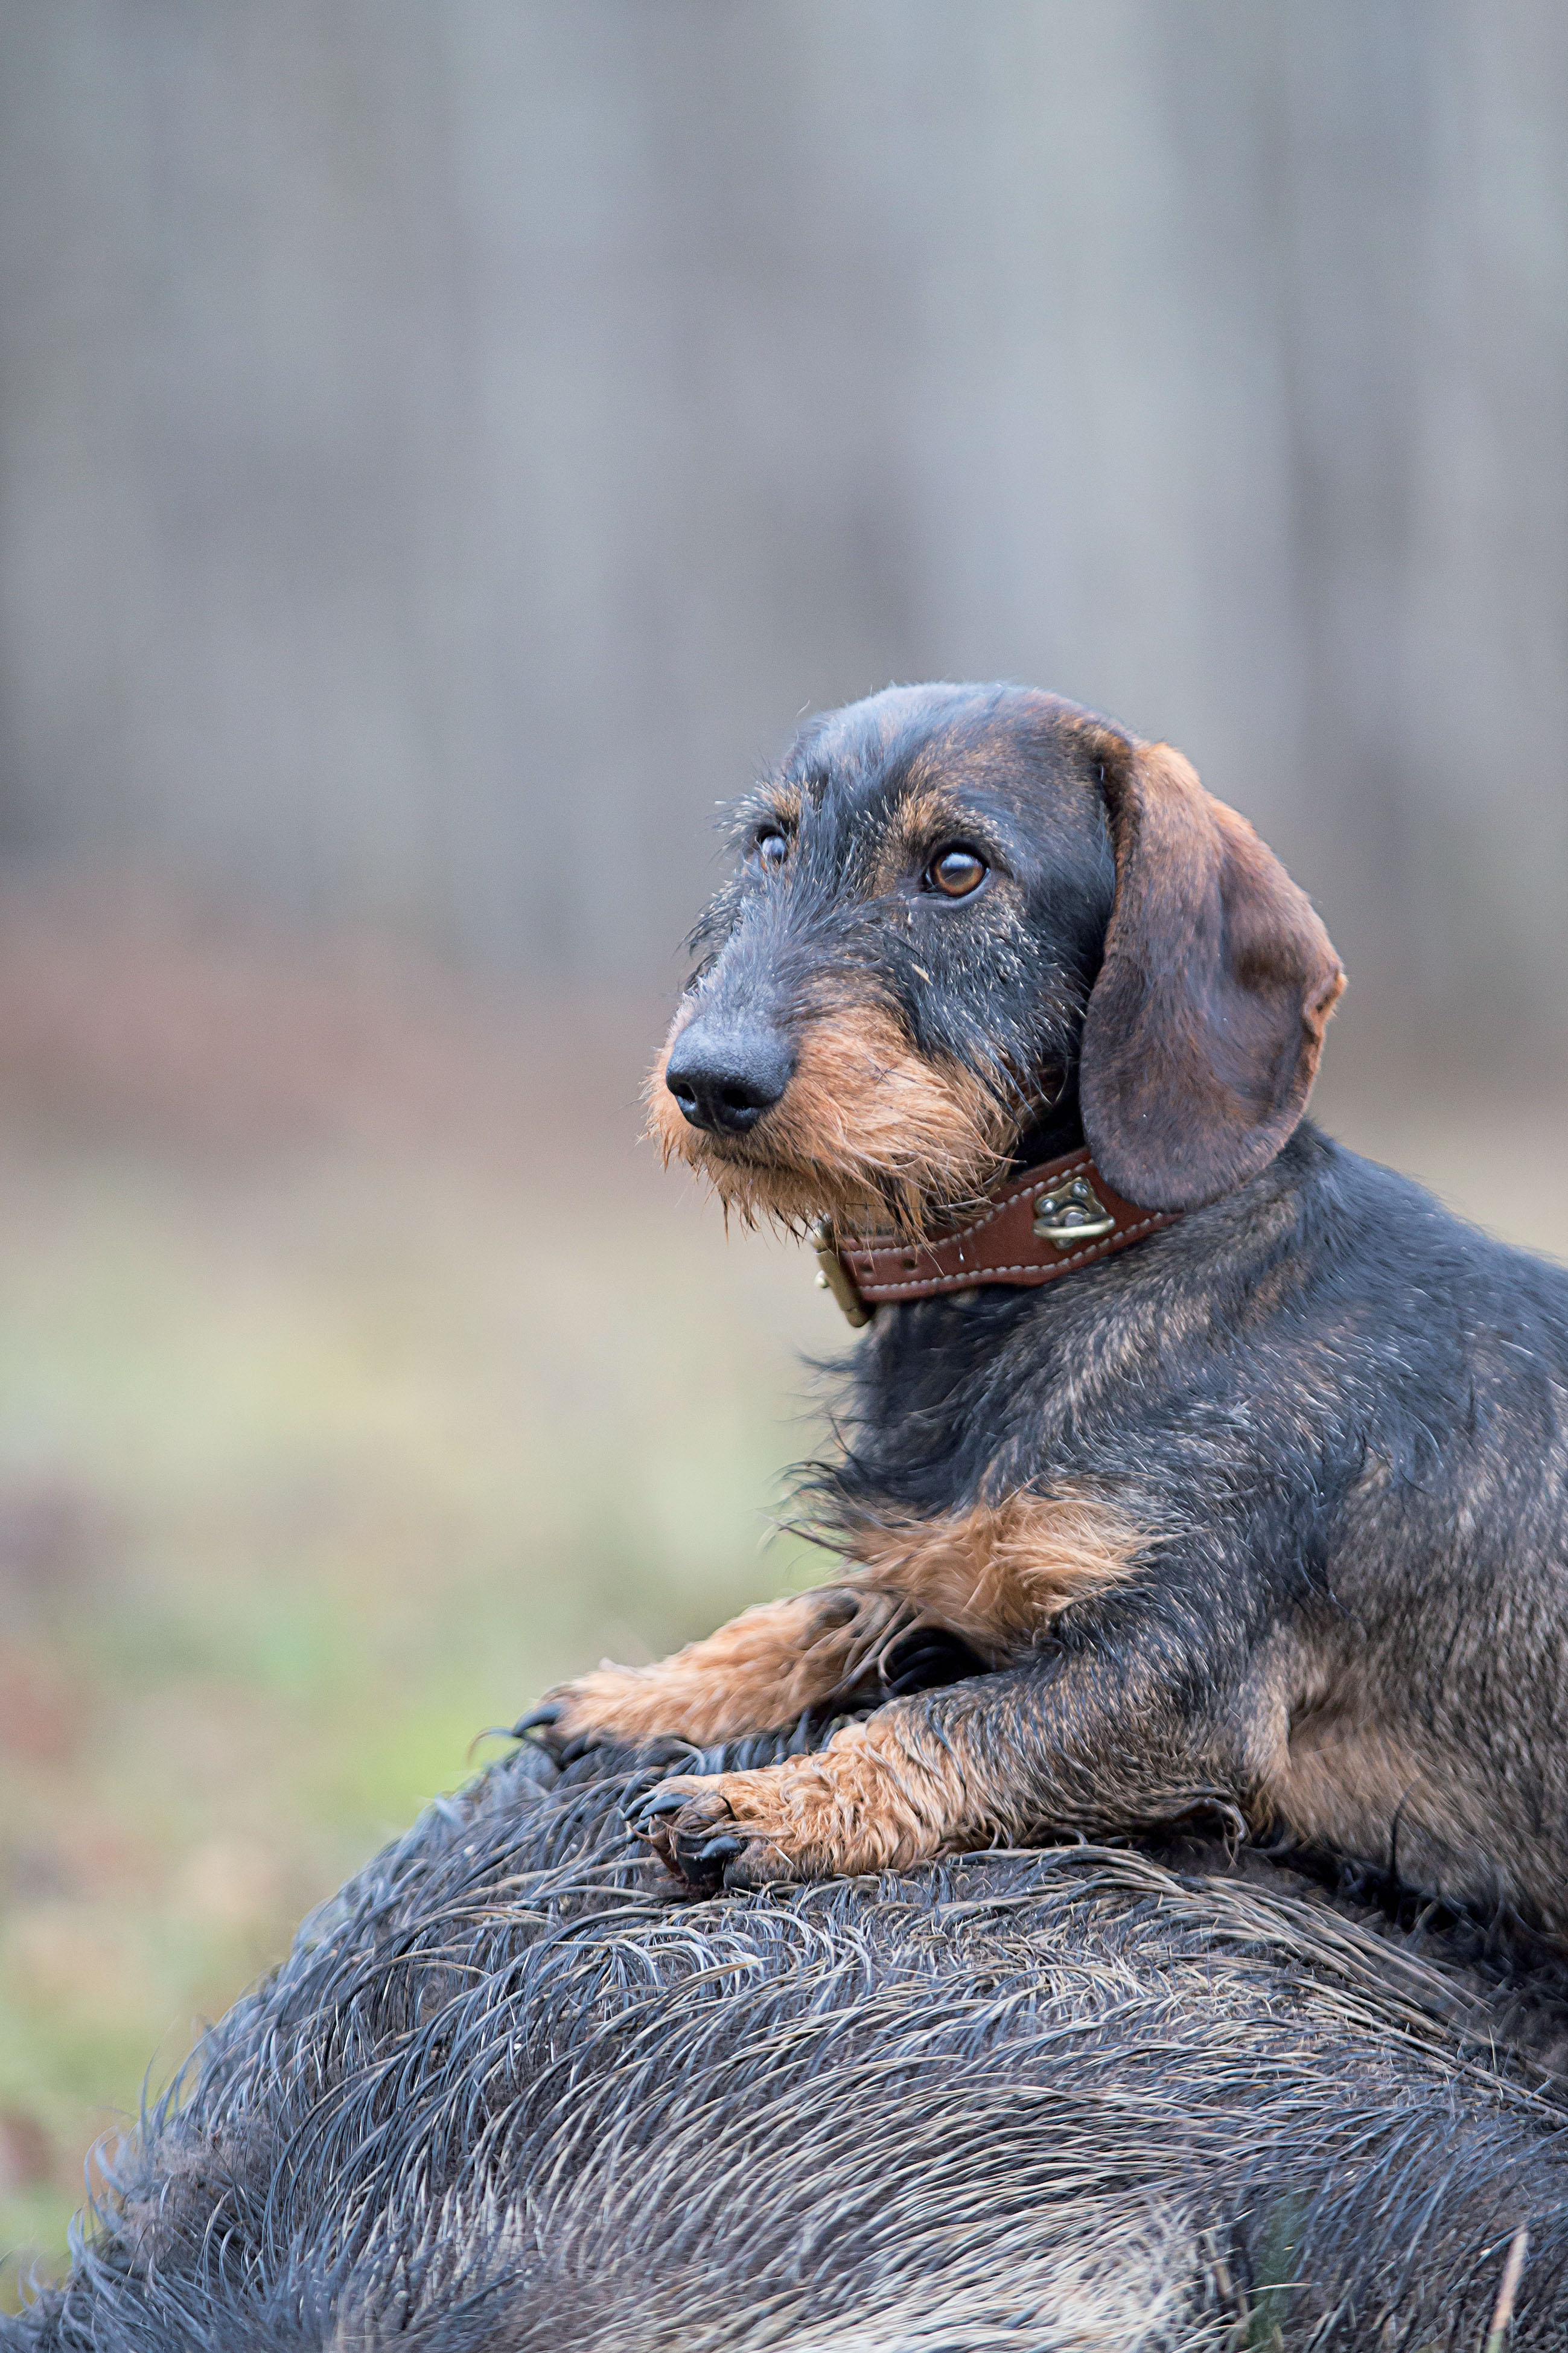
[754,828,788,869]
[926,846,987,898]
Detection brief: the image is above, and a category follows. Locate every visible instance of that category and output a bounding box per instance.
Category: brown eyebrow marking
[730,781,803,846]
[894,783,964,841]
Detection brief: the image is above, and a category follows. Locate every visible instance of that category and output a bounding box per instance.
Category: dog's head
[649,684,1343,1231]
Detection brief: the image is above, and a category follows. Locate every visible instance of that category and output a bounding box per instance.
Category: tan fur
[1263,1708,1442,1861]
[544,1490,1147,1762]
[643,1703,991,1880]
[631,1494,1159,1883]
[536,1586,912,1749]
[853,1490,1148,1661]
[648,993,1010,1233]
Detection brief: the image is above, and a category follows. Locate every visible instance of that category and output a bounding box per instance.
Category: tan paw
[630,1720,962,1891]
[515,1663,704,1759]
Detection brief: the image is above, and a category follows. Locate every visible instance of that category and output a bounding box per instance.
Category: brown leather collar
[812,1146,1178,1325]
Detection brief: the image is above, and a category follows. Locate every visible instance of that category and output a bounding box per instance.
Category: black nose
[664,1020,794,1135]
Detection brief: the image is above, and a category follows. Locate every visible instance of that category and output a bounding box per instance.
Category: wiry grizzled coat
[527,682,1568,1930]
[10,1737,1568,2352]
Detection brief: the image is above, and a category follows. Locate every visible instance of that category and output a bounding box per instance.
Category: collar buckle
[812,1219,873,1327]
[1032,1174,1117,1251]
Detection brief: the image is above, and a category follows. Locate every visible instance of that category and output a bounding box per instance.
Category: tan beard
[645,994,1015,1237]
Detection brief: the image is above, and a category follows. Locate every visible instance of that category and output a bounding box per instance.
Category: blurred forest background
[1,0,1566,2295]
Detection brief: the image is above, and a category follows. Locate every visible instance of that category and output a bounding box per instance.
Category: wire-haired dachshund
[525,683,1568,1932]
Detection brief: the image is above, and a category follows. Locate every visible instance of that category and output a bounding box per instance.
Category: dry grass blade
[1484,2224,1529,2352]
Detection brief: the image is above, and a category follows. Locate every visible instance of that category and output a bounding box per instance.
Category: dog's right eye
[754,829,788,869]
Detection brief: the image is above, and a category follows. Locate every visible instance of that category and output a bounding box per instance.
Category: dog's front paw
[631,1777,765,1892]
[514,1664,681,1763]
[630,1720,963,1892]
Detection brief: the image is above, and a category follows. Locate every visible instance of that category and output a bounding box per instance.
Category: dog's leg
[634,1633,1249,1888]
[520,1585,912,1755]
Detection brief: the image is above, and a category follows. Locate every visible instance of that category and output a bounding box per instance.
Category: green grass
[0,1131,830,2299]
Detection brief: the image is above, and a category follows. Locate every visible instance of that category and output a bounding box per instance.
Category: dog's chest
[838,1291,1088,1519]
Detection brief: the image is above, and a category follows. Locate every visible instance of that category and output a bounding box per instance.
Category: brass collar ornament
[813,1147,1178,1327]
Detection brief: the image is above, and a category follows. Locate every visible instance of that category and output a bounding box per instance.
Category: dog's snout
[665,1020,794,1135]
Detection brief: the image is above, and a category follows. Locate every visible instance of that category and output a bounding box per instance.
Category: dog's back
[12,1736,1568,2352]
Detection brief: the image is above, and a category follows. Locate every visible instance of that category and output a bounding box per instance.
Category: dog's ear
[1077,730,1345,1212]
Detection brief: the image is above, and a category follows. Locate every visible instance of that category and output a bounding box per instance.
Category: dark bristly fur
[11,1736,1568,2350]
[545,683,1568,1930]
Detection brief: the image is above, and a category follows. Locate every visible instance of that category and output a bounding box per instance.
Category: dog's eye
[754,828,788,869]
[926,846,987,899]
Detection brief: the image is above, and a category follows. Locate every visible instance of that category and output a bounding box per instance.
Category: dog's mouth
[646,999,1015,1236]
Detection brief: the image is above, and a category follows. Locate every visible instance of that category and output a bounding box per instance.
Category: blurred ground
[0,871,836,2296]
[1,869,1564,2297]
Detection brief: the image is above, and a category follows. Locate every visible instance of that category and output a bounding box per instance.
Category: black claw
[512,1705,610,1769]
[633,1788,690,1827]
[668,1840,733,1896]
[695,1834,744,1864]
[511,1703,606,1767]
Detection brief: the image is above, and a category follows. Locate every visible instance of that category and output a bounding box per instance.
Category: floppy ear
[1078,730,1345,1212]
